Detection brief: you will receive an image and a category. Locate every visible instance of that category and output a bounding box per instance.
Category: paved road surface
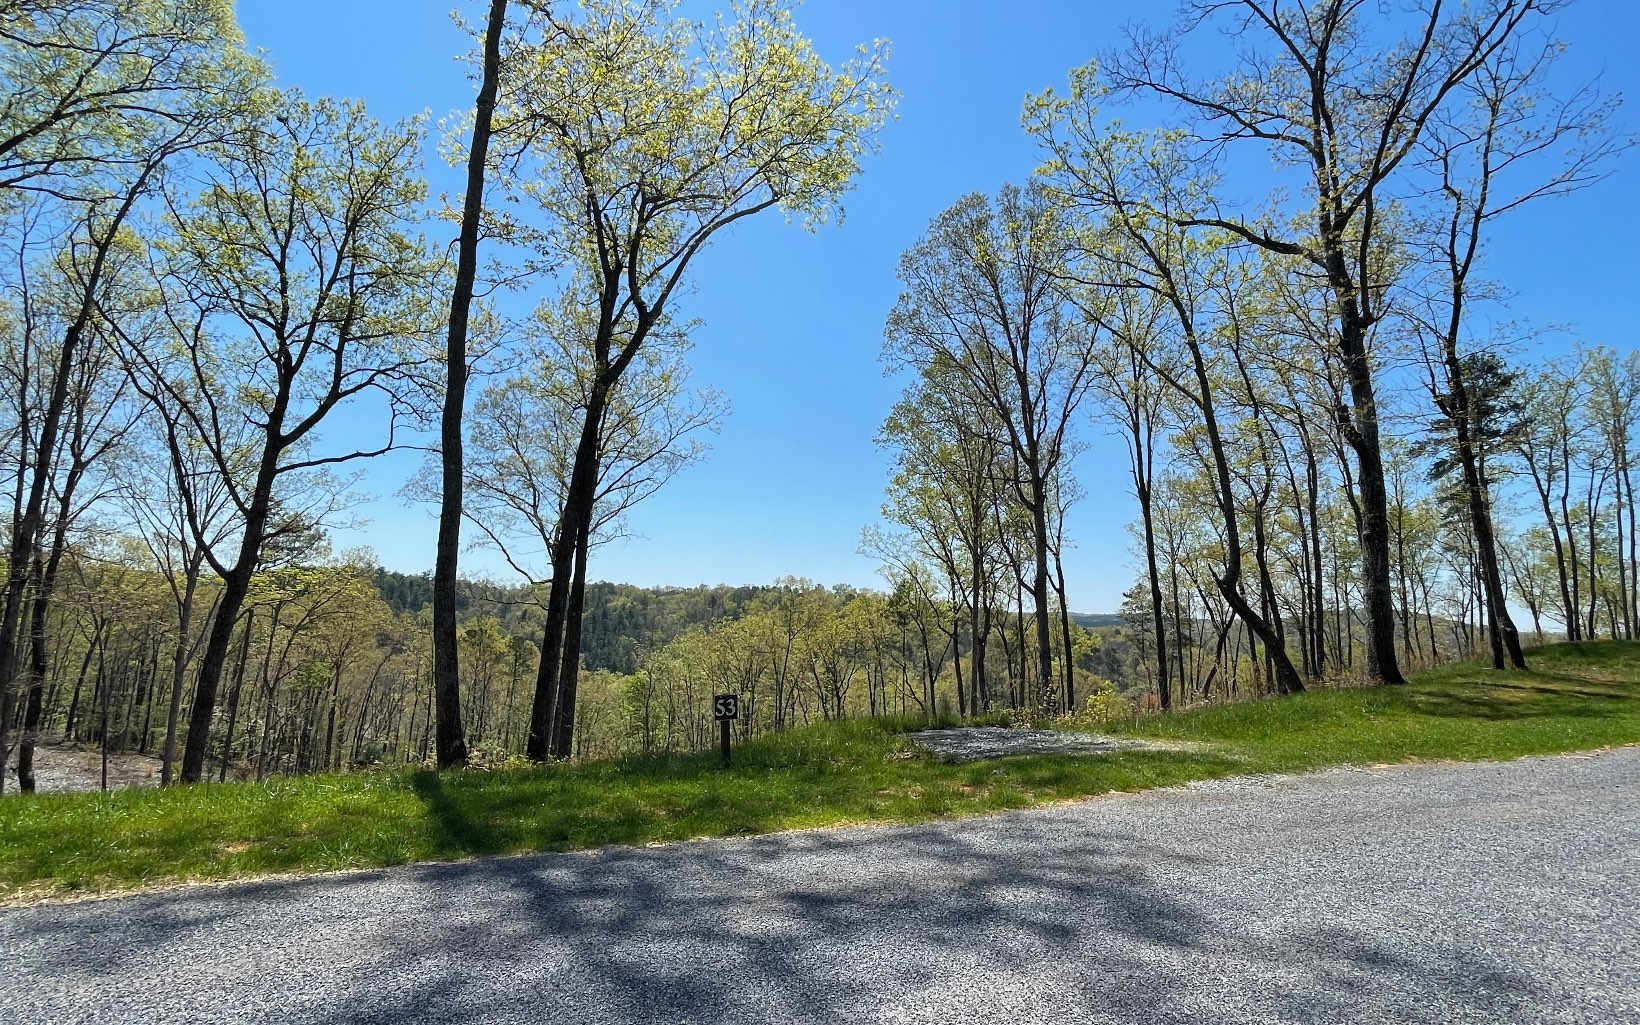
[3,748,1637,1024]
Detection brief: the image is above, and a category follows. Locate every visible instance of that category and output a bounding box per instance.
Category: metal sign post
[713,693,739,767]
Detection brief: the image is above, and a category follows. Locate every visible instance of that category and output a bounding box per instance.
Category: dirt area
[2,742,163,794]
[907,727,1189,762]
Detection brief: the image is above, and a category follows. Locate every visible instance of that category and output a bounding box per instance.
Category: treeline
[867,0,1628,717]
[38,557,427,781]
[1507,350,1640,642]
[373,570,773,674]
[16,558,1114,776]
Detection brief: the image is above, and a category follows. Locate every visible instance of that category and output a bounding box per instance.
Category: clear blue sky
[237,1,1639,614]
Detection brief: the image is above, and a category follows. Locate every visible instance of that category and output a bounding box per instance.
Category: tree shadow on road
[302,813,1544,1025]
[0,791,1574,1025]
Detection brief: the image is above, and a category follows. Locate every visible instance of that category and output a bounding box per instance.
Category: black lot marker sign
[713,693,739,767]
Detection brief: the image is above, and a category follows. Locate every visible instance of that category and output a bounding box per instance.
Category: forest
[1,0,1634,794]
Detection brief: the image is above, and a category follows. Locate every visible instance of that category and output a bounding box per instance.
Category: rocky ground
[906,726,1195,761]
[2,741,162,794]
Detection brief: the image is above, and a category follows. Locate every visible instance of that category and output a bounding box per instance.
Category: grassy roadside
[3,640,1637,903]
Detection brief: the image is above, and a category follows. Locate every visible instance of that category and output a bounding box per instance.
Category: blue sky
[237,1,1639,614]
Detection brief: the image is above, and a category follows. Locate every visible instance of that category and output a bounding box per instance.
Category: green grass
[3,640,1638,903]
[1103,640,1640,767]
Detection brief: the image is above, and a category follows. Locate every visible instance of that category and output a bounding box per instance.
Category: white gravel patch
[906,727,1182,761]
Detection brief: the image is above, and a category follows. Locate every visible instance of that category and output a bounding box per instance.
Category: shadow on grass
[409,770,515,858]
[1404,668,1639,723]
[1406,690,1629,723]
[396,746,1252,867]
[1529,639,1640,662]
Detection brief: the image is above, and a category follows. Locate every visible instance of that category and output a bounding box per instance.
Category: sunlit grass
[1112,640,1640,770]
[3,641,1637,903]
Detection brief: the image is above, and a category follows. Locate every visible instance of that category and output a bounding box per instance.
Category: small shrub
[466,745,537,772]
[1058,676,1136,730]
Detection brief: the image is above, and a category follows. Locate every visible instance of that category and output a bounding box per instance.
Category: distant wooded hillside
[371,569,775,673]
[1071,613,1124,630]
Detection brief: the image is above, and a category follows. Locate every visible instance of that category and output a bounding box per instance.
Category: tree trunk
[1586,471,1604,639]
[63,629,97,742]
[529,380,608,760]
[1138,477,1170,710]
[1055,549,1075,712]
[323,657,342,772]
[549,520,592,759]
[218,611,254,782]
[1614,459,1631,639]
[99,645,111,792]
[179,556,261,783]
[1627,457,1638,640]
[1306,446,1327,678]
[14,574,49,792]
[0,325,81,794]
[161,558,205,785]
[1523,452,1576,640]
[1028,474,1056,713]
[431,0,507,773]
[968,558,988,713]
[1442,346,1526,669]
[1337,318,1406,685]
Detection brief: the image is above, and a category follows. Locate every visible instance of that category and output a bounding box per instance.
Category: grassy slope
[3,641,1637,902]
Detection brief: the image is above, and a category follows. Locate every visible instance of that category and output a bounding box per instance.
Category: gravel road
[3,748,1636,1024]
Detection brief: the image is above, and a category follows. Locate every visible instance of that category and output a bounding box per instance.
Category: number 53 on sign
[713,693,738,766]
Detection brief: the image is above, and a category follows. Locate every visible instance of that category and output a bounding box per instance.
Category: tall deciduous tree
[497,0,891,759]
[1090,287,1174,709]
[7,250,140,791]
[117,95,440,783]
[430,0,511,773]
[117,408,238,785]
[885,184,1097,713]
[874,362,1007,715]
[1030,112,1307,696]
[1410,24,1623,669]
[0,0,259,790]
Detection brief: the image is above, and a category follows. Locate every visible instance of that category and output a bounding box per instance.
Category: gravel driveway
[3,747,1636,1024]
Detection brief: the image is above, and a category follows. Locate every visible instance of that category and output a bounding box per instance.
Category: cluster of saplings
[0,0,1629,794]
